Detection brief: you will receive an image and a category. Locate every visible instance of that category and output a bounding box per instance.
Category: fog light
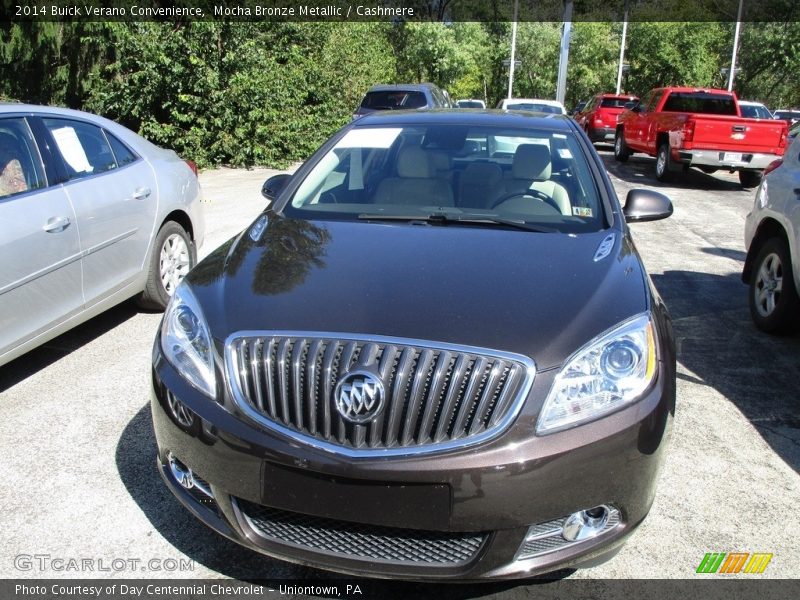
[562,505,612,542]
[167,452,212,498]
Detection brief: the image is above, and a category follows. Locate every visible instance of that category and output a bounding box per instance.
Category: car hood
[188,214,650,370]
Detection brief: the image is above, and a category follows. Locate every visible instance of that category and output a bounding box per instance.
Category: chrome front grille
[225,332,535,455]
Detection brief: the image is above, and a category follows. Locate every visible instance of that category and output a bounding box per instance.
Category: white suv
[743,135,800,333]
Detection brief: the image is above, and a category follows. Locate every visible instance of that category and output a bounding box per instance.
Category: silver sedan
[0,104,205,367]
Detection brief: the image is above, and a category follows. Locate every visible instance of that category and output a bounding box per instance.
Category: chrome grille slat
[276,339,292,424]
[417,350,452,444]
[226,333,535,456]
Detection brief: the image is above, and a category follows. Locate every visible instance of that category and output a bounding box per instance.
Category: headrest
[461,161,503,184]
[427,149,450,173]
[397,146,434,178]
[512,143,551,180]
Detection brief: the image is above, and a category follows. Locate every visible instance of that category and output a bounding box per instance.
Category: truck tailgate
[689,115,786,154]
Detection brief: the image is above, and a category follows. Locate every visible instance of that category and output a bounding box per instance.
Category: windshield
[281,124,607,233]
[361,90,427,110]
[505,103,563,114]
[600,98,635,109]
[740,104,772,119]
[457,100,484,108]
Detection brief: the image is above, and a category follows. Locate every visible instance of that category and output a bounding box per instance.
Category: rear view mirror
[623,189,673,222]
[261,173,292,201]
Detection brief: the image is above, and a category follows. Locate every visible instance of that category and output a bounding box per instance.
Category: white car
[743,134,800,333]
[0,104,205,366]
[455,99,486,109]
[496,98,567,115]
[739,100,773,120]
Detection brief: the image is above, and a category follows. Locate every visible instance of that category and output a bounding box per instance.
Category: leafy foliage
[2,20,799,168]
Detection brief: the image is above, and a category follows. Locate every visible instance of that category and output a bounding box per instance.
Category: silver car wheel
[656,148,666,177]
[754,251,783,318]
[159,233,191,296]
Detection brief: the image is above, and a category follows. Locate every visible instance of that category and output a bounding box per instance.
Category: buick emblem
[334,371,385,424]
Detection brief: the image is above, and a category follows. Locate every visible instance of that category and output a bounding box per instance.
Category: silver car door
[0,116,83,361]
[41,117,157,307]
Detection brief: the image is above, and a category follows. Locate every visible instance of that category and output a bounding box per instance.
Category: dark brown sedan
[151,110,676,579]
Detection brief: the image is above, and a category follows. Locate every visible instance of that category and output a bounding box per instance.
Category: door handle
[43,216,71,233]
[131,187,152,200]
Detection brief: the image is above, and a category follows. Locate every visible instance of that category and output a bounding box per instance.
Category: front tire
[137,221,195,311]
[739,170,763,189]
[749,237,800,334]
[614,130,631,162]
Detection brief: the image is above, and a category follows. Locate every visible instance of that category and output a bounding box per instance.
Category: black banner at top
[2,0,800,23]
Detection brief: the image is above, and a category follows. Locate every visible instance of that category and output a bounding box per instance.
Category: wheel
[655,143,673,182]
[614,130,630,162]
[749,237,800,334]
[137,221,195,310]
[739,170,763,189]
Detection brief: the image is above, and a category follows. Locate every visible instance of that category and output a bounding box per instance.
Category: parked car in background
[455,99,486,109]
[152,109,676,580]
[497,98,567,115]
[789,120,800,141]
[615,87,788,188]
[575,93,639,144]
[743,134,800,333]
[0,104,204,367]
[353,83,452,119]
[773,109,800,125]
[738,100,773,120]
[568,100,587,116]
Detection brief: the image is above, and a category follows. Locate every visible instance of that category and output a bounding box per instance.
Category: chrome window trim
[224,330,536,458]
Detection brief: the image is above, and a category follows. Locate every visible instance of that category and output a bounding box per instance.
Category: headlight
[536,313,657,434]
[161,283,216,398]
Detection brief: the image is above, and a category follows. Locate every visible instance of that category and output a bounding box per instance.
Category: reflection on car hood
[188,214,649,369]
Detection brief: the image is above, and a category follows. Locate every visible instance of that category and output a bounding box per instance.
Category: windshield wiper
[357,212,556,233]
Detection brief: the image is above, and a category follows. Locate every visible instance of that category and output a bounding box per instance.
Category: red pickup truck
[615,87,788,187]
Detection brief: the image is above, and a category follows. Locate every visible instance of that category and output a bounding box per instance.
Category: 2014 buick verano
[151,110,676,580]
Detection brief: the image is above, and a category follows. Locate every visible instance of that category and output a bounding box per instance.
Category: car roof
[0,102,130,133]
[366,84,439,93]
[597,93,639,100]
[504,98,564,106]
[351,109,575,131]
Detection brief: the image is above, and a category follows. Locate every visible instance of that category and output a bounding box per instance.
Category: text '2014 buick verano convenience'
[151,110,676,580]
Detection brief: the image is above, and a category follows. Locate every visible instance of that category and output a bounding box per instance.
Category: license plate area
[722,152,744,163]
[261,461,451,530]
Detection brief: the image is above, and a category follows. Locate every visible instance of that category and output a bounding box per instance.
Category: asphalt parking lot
[1,148,798,591]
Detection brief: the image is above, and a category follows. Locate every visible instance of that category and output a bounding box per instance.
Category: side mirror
[623,189,673,222]
[261,173,291,201]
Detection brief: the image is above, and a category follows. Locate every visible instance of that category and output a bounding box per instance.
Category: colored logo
[696,552,773,574]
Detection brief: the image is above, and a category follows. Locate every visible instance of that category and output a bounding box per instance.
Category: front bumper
[676,149,780,171]
[151,339,674,581]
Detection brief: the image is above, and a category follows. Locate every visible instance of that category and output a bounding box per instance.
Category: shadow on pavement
[651,269,800,473]
[0,300,139,393]
[598,150,746,192]
[115,404,572,595]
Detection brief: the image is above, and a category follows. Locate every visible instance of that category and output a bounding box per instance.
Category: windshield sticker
[558,148,573,159]
[51,127,92,173]
[335,128,402,149]
[573,206,593,217]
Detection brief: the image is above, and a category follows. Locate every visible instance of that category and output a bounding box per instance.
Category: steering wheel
[489,189,554,210]
[319,191,338,204]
